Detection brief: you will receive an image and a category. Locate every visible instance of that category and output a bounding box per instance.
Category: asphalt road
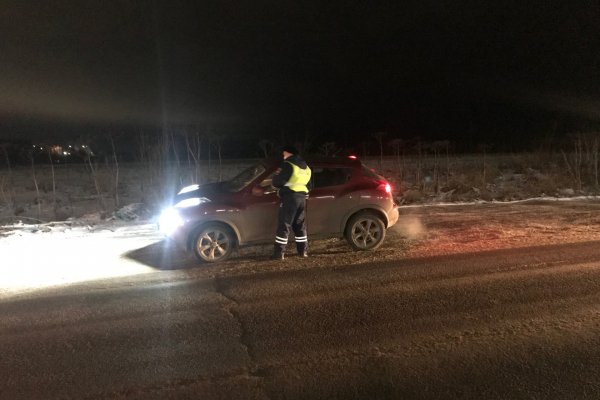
[2,240,600,399]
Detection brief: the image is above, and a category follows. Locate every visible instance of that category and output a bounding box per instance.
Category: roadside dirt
[399,199,600,257]
[2,199,599,298]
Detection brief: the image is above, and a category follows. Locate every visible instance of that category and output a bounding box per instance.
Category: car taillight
[378,182,392,194]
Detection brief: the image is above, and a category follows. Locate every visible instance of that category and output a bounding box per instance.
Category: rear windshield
[361,165,384,180]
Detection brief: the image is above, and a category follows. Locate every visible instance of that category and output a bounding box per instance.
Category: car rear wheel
[192,224,235,263]
[345,212,386,251]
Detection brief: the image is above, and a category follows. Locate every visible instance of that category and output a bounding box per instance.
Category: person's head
[281,145,299,159]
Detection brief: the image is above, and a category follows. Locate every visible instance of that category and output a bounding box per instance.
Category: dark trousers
[274,192,308,255]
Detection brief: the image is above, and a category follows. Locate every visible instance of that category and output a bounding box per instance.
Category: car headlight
[177,184,200,195]
[158,208,184,235]
[174,197,210,208]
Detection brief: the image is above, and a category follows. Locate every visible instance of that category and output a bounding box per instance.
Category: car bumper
[157,220,189,251]
[387,205,400,228]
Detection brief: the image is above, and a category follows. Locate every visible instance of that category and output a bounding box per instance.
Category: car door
[307,166,358,236]
[238,172,280,244]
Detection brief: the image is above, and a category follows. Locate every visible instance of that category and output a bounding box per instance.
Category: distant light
[348,155,358,159]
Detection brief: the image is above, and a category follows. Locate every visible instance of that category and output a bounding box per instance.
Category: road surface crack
[214,276,271,397]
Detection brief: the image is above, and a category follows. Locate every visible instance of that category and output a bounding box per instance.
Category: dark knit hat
[281,144,299,154]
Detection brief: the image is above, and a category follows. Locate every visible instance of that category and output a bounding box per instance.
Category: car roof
[306,157,362,167]
[263,156,362,168]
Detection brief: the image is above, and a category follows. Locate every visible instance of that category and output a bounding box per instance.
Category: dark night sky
[2,1,600,150]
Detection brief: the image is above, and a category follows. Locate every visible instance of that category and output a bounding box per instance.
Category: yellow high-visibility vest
[284,161,311,193]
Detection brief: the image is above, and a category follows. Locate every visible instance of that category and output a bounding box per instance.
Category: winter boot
[271,244,285,260]
[297,242,308,258]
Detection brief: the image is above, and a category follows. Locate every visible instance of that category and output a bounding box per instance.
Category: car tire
[344,212,386,251]
[192,223,235,263]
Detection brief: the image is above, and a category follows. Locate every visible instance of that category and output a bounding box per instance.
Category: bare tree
[359,141,368,158]
[562,134,584,191]
[477,143,492,186]
[372,132,387,169]
[581,132,600,188]
[412,138,423,190]
[443,140,451,187]
[388,138,403,165]
[47,148,56,216]
[205,131,224,181]
[562,132,600,190]
[86,147,105,210]
[592,134,599,188]
[0,144,14,212]
[109,134,120,208]
[1,143,12,175]
[135,129,151,165]
[168,127,181,168]
[29,151,41,218]
[258,139,273,159]
[0,174,11,213]
[428,140,451,193]
[388,138,404,181]
[318,142,338,157]
[184,128,204,183]
[302,129,316,155]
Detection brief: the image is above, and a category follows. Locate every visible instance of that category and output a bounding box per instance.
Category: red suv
[159,156,399,263]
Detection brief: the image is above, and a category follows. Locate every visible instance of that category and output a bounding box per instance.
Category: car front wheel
[192,224,235,263]
[345,212,386,251]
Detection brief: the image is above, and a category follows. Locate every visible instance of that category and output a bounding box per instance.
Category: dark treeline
[1,126,599,167]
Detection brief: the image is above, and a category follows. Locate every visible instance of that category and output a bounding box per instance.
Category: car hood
[173,182,226,205]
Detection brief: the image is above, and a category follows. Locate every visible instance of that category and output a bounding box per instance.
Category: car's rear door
[307,165,359,235]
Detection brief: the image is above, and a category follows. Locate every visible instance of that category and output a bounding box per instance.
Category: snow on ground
[1,198,599,298]
[0,220,161,297]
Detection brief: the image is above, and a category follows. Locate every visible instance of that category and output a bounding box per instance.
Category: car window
[225,164,266,192]
[311,167,352,188]
[258,171,277,188]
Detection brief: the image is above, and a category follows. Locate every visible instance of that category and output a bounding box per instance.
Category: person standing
[271,145,312,260]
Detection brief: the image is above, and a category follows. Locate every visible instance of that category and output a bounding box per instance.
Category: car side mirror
[252,185,265,196]
[252,185,277,196]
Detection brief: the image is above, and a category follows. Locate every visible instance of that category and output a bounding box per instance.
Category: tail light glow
[377,182,392,194]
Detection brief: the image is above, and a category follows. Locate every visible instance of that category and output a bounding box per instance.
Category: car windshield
[224,163,266,192]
